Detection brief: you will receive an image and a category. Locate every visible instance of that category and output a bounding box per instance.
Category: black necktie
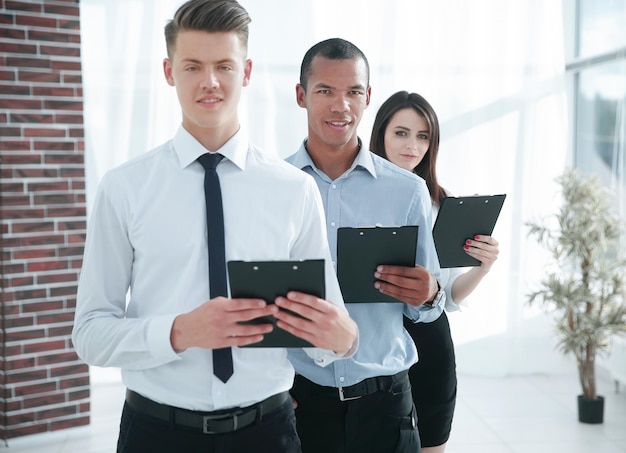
[198,153,233,383]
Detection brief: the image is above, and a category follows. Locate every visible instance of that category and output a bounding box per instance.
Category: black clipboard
[432,194,506,268]
[227,259,325,347]
[336,226,418,303]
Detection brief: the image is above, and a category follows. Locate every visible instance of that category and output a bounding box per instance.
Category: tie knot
[198,153,224,171]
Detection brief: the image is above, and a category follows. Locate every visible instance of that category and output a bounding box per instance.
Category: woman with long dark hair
[370,91,500,453]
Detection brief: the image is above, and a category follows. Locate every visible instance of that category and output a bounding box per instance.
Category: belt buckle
[338,387,361,401]
[202,413,237,434]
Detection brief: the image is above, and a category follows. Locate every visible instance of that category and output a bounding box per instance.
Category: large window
[569,0,626,221]
[578,0,626,58]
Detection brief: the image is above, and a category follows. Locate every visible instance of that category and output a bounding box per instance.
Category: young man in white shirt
[72,2,357,452]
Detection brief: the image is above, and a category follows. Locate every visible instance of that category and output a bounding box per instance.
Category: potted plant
[526,168,626,424]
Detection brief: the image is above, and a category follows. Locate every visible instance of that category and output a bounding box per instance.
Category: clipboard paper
[227,259,325,347]
[336,226,418,303]
[432,194,506,268]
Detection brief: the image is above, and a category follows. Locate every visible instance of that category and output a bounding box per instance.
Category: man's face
[163,30,251,144]
[296,56,370,150]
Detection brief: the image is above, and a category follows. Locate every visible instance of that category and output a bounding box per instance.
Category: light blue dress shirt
[286,139,443,388]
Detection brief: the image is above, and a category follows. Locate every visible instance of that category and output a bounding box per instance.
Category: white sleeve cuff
[303,329,359,368]
[146,314,184,363]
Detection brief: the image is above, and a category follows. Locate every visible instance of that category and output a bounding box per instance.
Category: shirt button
[332,184,337,189]
[330,221,336,227]
[339,377,345,383]
[332,261,336,267]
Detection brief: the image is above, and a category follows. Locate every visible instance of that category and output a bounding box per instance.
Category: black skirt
[404,312,457,447]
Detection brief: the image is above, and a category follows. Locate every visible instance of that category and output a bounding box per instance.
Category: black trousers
[116,398,301,453]
[291,374,420,453]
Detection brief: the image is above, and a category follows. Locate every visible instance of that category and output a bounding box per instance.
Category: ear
[242,59,252,87]
[365,86,372,107]
[296,83,306,108]
[163,58,175,86]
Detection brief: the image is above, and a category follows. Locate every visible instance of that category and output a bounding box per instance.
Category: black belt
[125,390,289,434]
[301,370,409,401]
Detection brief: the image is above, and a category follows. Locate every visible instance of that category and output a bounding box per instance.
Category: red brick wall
[0,0,89,440]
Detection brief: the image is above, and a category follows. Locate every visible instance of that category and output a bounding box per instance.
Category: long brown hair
[370,91,446,207]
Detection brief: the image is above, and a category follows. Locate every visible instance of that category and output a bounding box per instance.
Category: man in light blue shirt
[285,38,444,453]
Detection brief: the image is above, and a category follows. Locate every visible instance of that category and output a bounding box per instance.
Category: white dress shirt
[72,126,349,411]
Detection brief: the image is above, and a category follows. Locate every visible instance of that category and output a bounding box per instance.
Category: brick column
[0,0,89,440]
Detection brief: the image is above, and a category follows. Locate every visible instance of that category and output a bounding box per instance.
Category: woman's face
[383,108,430,172]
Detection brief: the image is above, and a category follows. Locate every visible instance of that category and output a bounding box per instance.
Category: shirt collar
[291,137,377,179]
[290,140,317,170]
[173,125,248,170]
[352,139,377,178]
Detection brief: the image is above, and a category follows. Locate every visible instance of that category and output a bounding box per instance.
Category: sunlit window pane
[575,59,626,218]
[578,0,626,58]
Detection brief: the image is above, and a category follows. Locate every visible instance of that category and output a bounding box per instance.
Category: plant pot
[577,395,604,424]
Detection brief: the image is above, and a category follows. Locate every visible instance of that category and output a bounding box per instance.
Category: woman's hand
[464,235,499,273]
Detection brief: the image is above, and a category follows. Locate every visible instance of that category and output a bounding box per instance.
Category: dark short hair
[164,0,251,59]
[299,38,370,90]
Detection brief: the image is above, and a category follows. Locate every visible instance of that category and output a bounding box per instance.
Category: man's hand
[373,264,438,306]
[170,297,276,351]
[273,292,357,355]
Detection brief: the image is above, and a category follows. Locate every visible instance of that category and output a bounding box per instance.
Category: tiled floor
[2,369,625,452]
[447,372,626,453]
